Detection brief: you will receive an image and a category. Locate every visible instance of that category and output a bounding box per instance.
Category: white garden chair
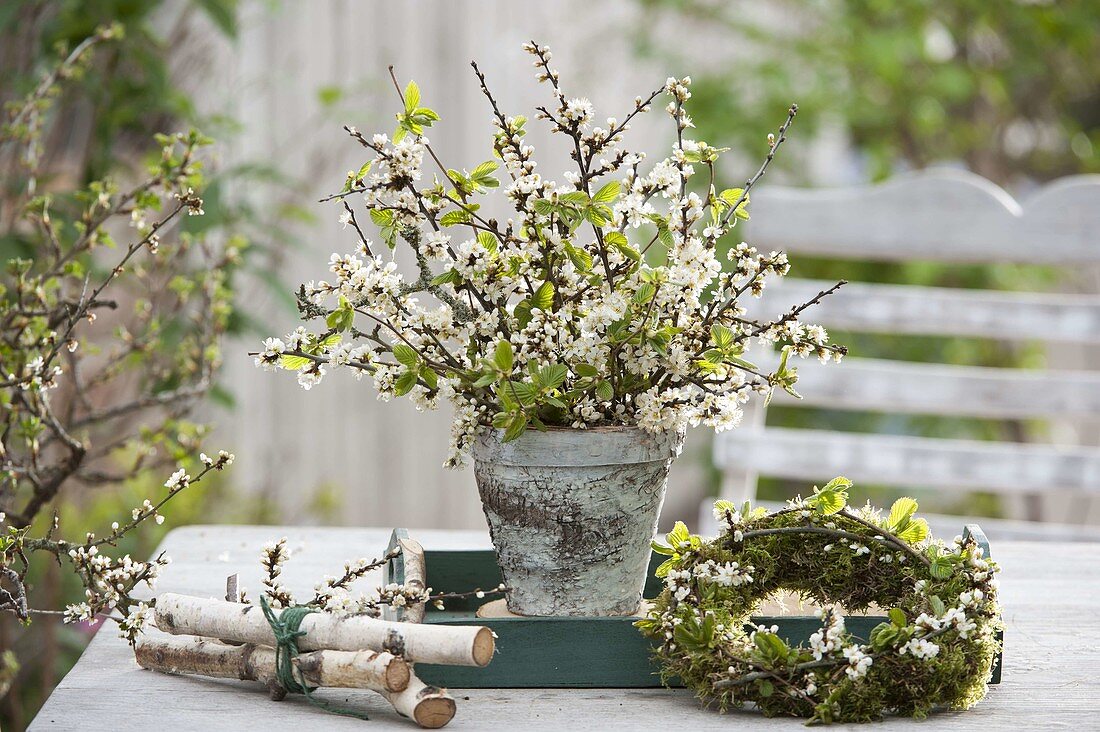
[711,168,1100,540]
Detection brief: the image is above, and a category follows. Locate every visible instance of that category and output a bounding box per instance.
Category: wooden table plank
[30,526,1100,731]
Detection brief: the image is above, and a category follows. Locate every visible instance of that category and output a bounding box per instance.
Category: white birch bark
[154,593,494,667]
[380,673,456,729]
[134,633,411,692]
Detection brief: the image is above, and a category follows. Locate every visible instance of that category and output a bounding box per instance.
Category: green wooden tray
[383,525,1002,688]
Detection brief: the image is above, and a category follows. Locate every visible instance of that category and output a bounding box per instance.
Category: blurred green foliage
[0,0,309,341]
[635,0,1100,185]
[633,0,1096,510]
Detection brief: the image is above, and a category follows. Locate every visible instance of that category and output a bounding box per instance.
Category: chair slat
[714,428,1100,493]
[744,278,1100,344]
[767,357,1100,419]
[749,169,1100,264]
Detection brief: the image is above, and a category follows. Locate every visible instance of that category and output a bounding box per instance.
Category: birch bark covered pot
[471,426,684,616]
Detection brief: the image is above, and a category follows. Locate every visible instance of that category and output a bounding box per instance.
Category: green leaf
[633,282,656,304]
[574,363,599,378]
[370,208,394,227]
[280,354,311,371]
[430,269,461,286]
[604,231,640,261]
[711,323,734,349]
[604,231,628,248]
[806,478,849,515]
[477,230,499,253]
[654,557,677,578]
[591,180,620,204]
[533,280,554,310]
[494,340,514,372]
[888,608,907,627]
[544,395,567,409]
[514,300,533,328]
[326,305,354,332]
[471,160,498,178]
[392,344,419,368]
[595,379,614,401]
[929,595,946,616]
[533,199,555,216]
[439,210,471,227]
[419,366,438,390]
[538,364,568,389]
[753,632,788,662]
[822,476,853,491]
[504,381,538,406]
[503,413,529,441]
[869,622,898,651]
[718,188,750,221]
[470,160,499,187]
[404,80,421,112]
[718,187,744,206]
[888,496,918,528]
[473,372,498,388]
[666,521,690,548]
[929,556,955,580]
[728,355,758,370]
[651,539,675,556]
[757,679,774,698]
[897,518,929,544]
[394,370,418,396]
[712,499,738,518]
[564,244,593,271]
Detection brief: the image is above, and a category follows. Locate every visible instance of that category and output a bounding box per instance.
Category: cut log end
[413,693,457,729]
[471,626,495,667]
[385,655,412,692]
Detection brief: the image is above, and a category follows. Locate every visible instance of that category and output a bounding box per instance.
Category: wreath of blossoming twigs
[251,40,847,467]
[637,478,1003,724]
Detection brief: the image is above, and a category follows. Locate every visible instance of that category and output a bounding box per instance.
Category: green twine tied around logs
[259,596,371,721]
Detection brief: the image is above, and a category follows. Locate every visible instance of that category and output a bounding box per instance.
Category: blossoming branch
[255,41,846,466]
[0,25,237,644]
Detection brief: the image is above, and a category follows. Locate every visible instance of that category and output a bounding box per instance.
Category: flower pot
[471,426,684,616]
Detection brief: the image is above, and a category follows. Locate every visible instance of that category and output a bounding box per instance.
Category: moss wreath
[637,478,1003,724]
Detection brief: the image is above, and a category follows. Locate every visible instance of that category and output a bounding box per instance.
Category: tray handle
[382,528,427,623]
[963,523,1001,685]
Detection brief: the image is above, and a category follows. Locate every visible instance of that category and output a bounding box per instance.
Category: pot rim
[471,424,685,467]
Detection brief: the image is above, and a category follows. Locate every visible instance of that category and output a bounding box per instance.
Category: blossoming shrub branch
[255,41,846,465]
[0,25,236,646]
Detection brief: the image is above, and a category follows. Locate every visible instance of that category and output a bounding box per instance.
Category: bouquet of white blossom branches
[255,41,846,467]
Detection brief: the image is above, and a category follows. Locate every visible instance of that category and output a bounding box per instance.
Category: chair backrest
[714,169,1100,509]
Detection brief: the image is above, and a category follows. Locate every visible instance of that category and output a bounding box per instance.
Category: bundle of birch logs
[134,575,494,728]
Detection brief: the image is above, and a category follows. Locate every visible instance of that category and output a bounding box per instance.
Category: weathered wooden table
[31,526,1099,731]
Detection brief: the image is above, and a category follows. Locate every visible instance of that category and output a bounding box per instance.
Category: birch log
[154,593,495,667]
[134,634,411,692]
[380,674,456,729]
